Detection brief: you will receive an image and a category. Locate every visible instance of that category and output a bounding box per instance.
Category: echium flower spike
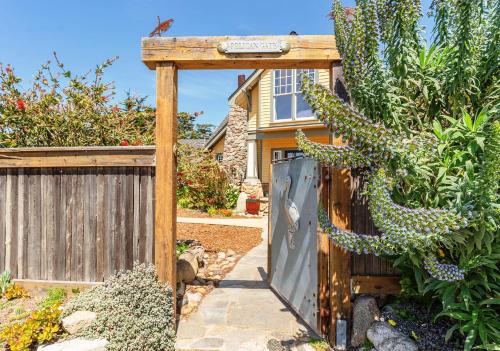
[296,130,369,169]
[367,169,467,242]
[423,255,465,282]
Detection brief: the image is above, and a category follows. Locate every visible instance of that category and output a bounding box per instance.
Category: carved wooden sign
[217,40,290,54]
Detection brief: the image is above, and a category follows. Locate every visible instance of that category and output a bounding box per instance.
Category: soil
[177,208,258,219]
[177,223,262,254]
[0,291,45,330]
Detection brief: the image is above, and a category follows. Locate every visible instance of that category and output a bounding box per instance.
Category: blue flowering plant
[298,1,499,349]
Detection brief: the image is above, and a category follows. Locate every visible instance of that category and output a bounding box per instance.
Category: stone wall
[222,104,248,186]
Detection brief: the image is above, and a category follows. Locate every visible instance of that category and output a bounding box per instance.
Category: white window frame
[272,69,317,122]
[272,150,283,161]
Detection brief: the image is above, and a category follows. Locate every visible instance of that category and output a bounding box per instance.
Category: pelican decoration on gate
[281,176,300,249]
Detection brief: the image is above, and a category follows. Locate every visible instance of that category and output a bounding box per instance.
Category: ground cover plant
[0,272,66,351]
[299,0,499,349]
[63,263,175,351]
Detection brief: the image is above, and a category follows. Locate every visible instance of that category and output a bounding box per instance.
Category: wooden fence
[0,147,155,282]
[316,166,400,344]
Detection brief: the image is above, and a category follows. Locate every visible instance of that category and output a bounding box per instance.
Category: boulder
[367,321,417,351]
[62,311,97,335]
[351,295,380,347]
[186,292,203,305]
[226,249,236,257]
[177,251,198,284]
[235,192,248,212]
[378,336,418,351]
[37,338,108,351]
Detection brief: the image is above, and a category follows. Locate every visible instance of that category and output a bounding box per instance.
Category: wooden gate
[269,158,321,334]
[268,159,401,347]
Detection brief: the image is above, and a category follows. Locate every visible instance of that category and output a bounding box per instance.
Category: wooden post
[328,62,352,347]
[318,167,331,337]
[267,163,273,283]
[155,62,178,302]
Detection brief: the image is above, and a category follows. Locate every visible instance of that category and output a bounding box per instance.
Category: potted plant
[246,194,260,215]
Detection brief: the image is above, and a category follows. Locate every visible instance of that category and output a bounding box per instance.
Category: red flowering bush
[0,53,155,147]
[176,144,239,210]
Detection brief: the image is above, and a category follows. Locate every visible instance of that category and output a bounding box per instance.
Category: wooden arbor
[141,34,348,340]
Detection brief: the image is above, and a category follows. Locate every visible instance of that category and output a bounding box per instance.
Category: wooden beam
[154,62,178,305]
[351,276,401,295]
[328,62,352,347]
[0,147,155,168]
[142,35,340,70]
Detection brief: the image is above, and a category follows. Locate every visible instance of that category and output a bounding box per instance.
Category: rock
[189,246,205,264]
[213,275,222,280]
[367,321,417,351]
[197,287,207,294]
[226,249,236,257]
[203,253,209,259]
[187,292,203,305]
[181,294,189,306]
[378,336,418,351]
[217,252,226,259]
[227,256,236,262]
[177,251,198,284]
[62,311,97,335]
[236,192,248,212]
[37,338,108,351]
[181,305,193,315]
[351,295,380,347]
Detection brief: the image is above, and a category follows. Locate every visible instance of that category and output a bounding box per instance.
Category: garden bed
[177,223,262,254]
[177,208,253,219]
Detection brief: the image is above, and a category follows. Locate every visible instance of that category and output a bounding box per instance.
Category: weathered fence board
[350,170,398,276]
[0,166,155,281]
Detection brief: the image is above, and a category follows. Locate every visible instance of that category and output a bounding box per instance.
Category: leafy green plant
[0,271,11,295]
[176,243,189,258]
[39,288,67,309]
[0,54,156,147]
[298,1,500,349]
[308,338,330,351]
[177,144,237,211]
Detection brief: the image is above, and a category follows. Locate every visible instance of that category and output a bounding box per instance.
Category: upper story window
[273,69,316,121]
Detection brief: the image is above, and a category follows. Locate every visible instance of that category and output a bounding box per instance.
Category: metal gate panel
[270,158,319,333]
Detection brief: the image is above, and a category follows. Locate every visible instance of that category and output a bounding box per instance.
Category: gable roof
[204,115,228,149]
[205,69,266,150]
[227,69,263,104]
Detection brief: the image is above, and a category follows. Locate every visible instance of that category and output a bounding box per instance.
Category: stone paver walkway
[175,216,315,351]
[177,216,263,228]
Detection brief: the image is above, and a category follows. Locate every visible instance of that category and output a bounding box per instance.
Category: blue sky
[0,0,432,127]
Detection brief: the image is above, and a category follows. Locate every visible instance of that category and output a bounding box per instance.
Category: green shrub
[300,1,500,349]
[63,263,175,351]
[0,54,155,147]
[39,288,67,309]
[177,143,237,211]
[0,271,10,295]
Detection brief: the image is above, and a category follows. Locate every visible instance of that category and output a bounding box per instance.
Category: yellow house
[205,68,331,196]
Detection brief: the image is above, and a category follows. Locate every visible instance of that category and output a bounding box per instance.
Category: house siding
[258,69,330,129]
[261,134,329,184]
[248,83,259,132]
[211,136,225,155]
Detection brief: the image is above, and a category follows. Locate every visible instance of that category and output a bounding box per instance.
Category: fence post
[328,62,352,348]
[155,62,178,307]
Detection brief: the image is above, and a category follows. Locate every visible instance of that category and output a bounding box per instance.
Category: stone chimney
[238,74,246,87]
